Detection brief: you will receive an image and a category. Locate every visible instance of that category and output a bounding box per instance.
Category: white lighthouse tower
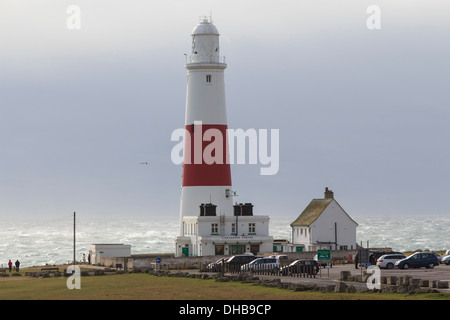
[179,16,233,224]
[175,17,273,257]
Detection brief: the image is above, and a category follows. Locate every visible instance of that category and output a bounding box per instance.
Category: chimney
[324,187,334,199]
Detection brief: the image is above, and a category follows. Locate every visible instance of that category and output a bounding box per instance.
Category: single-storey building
[88,243,131,265]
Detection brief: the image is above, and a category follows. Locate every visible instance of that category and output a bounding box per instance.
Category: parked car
[431,252,444,263]
[369,251,403,264]
[241,257,280,273]
[441,255,450,265]
[281,259,319,275]
[394,252,439,269]
[376,254,406,269]
[270,255,288,264]
[206,257,229,272]
[225,254,258,266]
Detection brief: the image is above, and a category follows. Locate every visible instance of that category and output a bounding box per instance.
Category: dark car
[394,252,439,269]
[281,259,319,275]
[206,257,229,272]
[225,254,259,266]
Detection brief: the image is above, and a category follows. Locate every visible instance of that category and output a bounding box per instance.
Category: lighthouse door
[230,245,245,255]
[182,247,189,257]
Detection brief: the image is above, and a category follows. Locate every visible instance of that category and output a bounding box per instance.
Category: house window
[211,223,218,234]
[248,223,255,234]
[206,74,212,83]
[231,223,236,235]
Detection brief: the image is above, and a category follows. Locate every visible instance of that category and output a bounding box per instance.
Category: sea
[1,214,449,268]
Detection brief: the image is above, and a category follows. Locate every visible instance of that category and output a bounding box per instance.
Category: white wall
[310,200,357,250]
[176,215,273,256]
[182,215,270,237]
[292,226,311,246]
[88,244,131,264]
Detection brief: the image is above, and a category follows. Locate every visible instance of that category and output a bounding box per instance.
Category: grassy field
[1,270,450,300]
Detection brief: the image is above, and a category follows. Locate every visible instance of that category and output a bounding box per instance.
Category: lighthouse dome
[191,17,219,36]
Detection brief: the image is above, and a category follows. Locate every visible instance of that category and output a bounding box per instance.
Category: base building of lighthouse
[174,17,273,257]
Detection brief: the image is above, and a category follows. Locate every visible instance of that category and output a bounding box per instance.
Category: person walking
[15,260,20,272]
[8,260,12,273]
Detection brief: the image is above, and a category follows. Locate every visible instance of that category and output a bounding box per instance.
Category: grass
[1,271,450,300]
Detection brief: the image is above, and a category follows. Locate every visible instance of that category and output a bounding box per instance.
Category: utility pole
[73,211,76,265]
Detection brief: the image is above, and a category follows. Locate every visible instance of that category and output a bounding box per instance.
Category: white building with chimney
[288,188,358,252]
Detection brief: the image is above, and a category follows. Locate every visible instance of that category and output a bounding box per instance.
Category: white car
[441,255,450,265]
[376,254,406,269]
[241,257,280,273]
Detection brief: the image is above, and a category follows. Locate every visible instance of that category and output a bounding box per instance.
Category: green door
[230,245,245,254]
[182,247,189,257]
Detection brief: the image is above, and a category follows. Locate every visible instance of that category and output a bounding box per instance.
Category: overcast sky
[1,0,449,220]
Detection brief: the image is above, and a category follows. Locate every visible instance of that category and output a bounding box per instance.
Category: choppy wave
[0,215,449,267]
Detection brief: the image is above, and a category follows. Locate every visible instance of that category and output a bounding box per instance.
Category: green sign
[317,249,331,261]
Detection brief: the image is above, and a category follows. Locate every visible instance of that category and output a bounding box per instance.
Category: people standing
[8,260,12,272]
[15,260,20,272]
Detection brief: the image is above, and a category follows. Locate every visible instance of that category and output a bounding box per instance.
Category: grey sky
[1,0,449,220]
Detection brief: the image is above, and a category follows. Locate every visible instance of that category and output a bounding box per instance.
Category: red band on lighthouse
[182,124,232,187]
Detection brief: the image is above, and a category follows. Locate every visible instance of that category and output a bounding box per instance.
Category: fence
[207,263,317,278]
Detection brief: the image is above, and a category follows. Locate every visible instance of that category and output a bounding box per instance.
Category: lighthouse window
[206,74,212,83]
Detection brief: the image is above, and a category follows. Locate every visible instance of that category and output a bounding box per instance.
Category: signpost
[317,249,331,278]
[317,249,331,261]
[358,248,370,279]
[156,257,161,270]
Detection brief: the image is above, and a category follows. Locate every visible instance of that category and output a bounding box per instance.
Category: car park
[281,259,319,275]
[241,257,280,273]
[394,252,439,269]
[376,254,406,269]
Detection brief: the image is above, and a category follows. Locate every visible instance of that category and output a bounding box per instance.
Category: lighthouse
[179,16,233,226]
[175,17,273,257]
